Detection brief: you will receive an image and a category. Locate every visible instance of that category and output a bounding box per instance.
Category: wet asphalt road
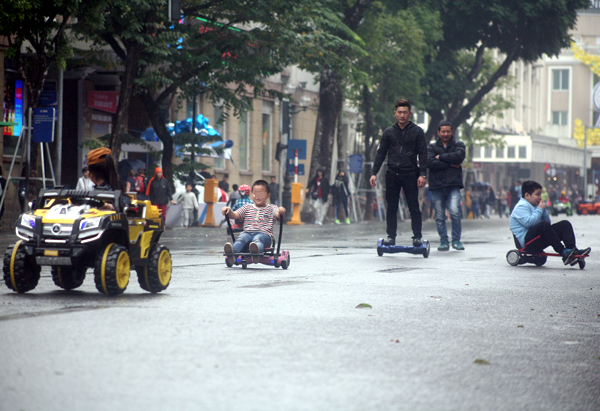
[0,215,599,411]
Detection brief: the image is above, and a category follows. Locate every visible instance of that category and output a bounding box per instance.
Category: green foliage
[421,0,589,136]
[75,0,364,180]
[0,0,83,106]
[346,3,440,165]
[80,133,159,155]
[352,4,440,132]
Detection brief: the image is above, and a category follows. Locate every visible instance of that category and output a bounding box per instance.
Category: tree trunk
[336,113,345,172]
[362,85,375,220]
[308,69,342,180]
[109,44,141,161]
[425,110,444,142]
[139,92,175,189]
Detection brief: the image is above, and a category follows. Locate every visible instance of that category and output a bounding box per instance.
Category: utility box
[204,178,218,203]
[291,182,304,203]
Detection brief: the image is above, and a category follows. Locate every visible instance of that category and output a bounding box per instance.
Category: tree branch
[451,42,521,129]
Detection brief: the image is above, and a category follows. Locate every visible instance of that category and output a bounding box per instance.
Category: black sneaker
[383,236,395,246]
[562,248,577,265]
[570,247,591,266]
[412,237,422,247]
[578,247,591,256]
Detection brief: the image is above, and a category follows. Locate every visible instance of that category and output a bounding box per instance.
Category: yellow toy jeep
[3,188,172,296]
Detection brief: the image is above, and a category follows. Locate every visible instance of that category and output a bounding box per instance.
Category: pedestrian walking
[497,187,508,218]
[426,120,466,251]
[306,169,330,225]
[228,184,240,207]
[484,186,495,218]
[219,174,229,193]
[370,99,427,246]
[510,180,521,211]
[146,167,175,221]
[134,168,148,200]
[332,170,351,224]
[125,169,136,193]
[176,183,199,228]
[76,166,94,191]
[269,176,279,205]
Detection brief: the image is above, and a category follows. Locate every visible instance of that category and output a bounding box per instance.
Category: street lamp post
[583,126,588,199]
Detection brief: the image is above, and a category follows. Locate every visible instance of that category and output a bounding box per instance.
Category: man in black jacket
[426,120,466,251]
[370,99,427,246]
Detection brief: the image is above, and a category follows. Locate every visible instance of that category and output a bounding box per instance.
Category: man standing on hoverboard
[370,99,427,246]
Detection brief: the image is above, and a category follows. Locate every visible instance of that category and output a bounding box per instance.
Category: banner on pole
[33,108,56,143]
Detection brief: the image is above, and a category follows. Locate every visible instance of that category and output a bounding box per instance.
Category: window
[507,146,516,158]
[484,147,493,158]
[262,111,272,172]
[213,104,226,169]
[552,111,568,126]
[473,146,482,158]
[518,146,527,159]
[495,146,504,158]
[552,69,569,91]
[239,111,249,170]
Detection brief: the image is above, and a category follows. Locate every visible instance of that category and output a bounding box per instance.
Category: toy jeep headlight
[20,214,36,229]
[80,217,102,231]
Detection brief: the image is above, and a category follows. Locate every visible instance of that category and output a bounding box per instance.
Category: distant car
[551,201,572,216]
[577,201,600,215]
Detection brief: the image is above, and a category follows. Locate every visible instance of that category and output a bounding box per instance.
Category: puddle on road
[377,267,414,273]
[239,280,310,289]
[0,305,109,322]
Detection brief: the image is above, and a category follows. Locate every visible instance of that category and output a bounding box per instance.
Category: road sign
[349,154,363,173]
[288,164,305,175]
[286,139,307,160]
[32,108,56,143]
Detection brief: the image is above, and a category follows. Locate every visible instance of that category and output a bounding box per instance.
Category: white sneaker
[224,242,235,266]
[249,242,260,264]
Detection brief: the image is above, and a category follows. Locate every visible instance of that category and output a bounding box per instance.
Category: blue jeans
[431,188,462,243]
[233,231,272,253]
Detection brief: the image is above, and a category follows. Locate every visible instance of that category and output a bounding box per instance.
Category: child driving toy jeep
[221,180,285,264]
[510,180,590,266]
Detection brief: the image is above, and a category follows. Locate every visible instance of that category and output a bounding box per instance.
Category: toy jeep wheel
[3,240,41,293]
[94,243,131,296]
[51,266,86,290]
[136,244,171,293]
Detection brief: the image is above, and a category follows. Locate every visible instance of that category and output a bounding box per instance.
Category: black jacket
[307,176,330,202]
[426,137,466,190]
[331,174,350,200]
[372,121,427,177]
[148,177,173,205]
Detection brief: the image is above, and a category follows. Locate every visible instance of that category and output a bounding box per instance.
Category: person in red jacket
[146,167,175,221]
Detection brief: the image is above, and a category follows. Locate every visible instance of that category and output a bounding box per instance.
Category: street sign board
[32,108,56,143]
[288,164,305,175]
[286,139,307,160]
[349,154,363,173]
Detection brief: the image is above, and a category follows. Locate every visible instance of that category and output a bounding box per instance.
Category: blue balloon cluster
[168,114,221,137]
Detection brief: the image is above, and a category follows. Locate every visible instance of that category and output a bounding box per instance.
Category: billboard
[3,79,23,137]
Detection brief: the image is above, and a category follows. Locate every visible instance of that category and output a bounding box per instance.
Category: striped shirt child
[237,203,280,237]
